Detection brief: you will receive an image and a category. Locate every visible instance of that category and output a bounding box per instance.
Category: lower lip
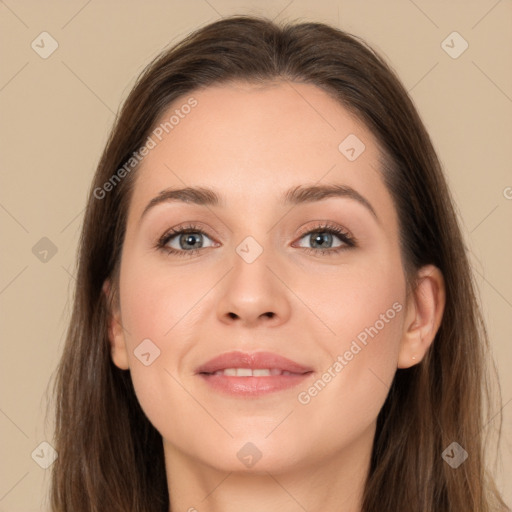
[198,373,313,397]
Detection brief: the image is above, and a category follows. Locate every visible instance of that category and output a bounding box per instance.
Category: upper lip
[195,351,313,374]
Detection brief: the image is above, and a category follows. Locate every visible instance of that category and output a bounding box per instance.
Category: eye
[156,223,217,257]
[293,222,356,256]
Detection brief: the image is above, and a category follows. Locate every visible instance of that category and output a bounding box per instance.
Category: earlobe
[397,265,446,369]
[103,279,130,370]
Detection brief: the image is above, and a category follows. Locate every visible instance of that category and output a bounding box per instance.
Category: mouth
[205,368,302,377]
[195,351,314,397]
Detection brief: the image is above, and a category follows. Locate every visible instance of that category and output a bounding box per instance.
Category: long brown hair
[49,14,509,511]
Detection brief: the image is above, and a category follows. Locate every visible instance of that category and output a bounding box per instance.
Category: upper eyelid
[295,222,353,238]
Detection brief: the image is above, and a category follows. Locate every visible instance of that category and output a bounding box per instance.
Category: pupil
[181,233,202,250]
[312,232,331,248]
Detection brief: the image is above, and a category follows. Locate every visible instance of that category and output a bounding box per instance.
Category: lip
[196,351,314,397]
[196,351,313,374]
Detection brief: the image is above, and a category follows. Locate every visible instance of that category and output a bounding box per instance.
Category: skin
[105,81,445,512]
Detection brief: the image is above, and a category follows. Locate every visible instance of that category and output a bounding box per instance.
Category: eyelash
[155,222,356,258]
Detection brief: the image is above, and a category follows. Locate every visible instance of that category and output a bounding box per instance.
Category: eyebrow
[139,183,379,223]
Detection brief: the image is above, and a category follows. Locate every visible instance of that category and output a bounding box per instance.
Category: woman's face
[107,81,418,474]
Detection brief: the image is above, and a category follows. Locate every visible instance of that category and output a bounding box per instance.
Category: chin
[187,434,306,475]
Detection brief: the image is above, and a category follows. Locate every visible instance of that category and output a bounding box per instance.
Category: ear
[103,279,130,370]
[398,264,446,369]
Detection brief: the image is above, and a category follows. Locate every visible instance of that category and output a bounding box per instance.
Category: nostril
[226,312,275,319]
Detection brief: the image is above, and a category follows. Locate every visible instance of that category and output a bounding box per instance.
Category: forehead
[127,80,393,224]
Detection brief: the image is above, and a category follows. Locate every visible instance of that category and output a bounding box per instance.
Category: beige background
[0,1,511,510]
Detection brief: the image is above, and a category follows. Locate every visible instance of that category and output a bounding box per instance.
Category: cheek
[293,262,405,439]
[290,264,406,468]
[303,254,405,357]
[117,263,207,444]
[120,253,202,344]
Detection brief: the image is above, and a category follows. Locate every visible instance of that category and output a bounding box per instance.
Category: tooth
[213,368,291,377]
[253,369,271,376]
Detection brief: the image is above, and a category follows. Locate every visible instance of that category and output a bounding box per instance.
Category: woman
[49,14,510,511]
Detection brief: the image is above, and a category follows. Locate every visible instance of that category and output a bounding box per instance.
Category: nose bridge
[215,231,291,325]
[230,232,277,297]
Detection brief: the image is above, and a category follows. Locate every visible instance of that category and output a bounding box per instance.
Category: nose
[216,246,292,328]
